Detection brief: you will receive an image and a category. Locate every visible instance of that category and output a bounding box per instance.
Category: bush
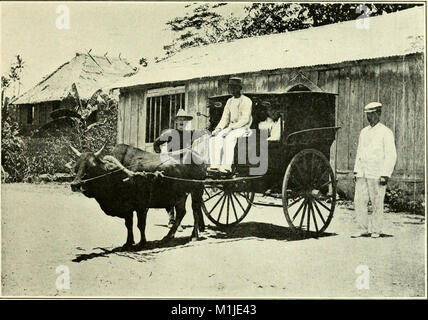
[385,187,425,215]
[22,133,79,179]
[2,96,118,182]
[1,117,28,182]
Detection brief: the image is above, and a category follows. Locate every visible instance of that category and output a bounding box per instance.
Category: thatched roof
[113,6,424,90]
[13,52,135,105]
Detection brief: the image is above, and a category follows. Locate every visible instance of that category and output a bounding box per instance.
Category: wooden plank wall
[118,89,145,149]
[186,79,219,129]
[118,53,424,186]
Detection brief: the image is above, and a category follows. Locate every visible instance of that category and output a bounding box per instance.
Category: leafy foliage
[242,3,421,37]
[2,55,25,104]
[2,90,119,182]
[385,187,425,215]
[161,3,243,59]
[1,55,27,182]
[1,116,28,182]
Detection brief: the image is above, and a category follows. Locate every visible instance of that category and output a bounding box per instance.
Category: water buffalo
[70,143,206,250]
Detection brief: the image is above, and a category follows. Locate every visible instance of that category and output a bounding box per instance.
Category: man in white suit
[209,77,253,175]
[352,102,397,239]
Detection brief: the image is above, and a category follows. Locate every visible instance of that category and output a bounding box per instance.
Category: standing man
[352,102,397,238]
[154,108,208,231]
[209,77,252,175]
[154,108,193,153]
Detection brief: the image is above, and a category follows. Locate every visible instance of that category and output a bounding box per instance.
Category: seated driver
[208,77,252,176]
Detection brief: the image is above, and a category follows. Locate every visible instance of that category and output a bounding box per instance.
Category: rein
[76,143,205,185]
[77,158,161,184]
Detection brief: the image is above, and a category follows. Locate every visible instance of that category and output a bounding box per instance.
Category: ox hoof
[161,235,174,243]
[134,241,146,251]
[121,242,135,251]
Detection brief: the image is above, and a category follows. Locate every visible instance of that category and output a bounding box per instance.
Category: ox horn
[70,145,82,157]
[94,144,106,158]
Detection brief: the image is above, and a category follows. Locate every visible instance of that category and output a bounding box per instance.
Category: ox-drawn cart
[200,90,340,236]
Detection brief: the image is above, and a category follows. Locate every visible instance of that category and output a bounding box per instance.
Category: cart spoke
[230,194,239,221]
[314,169,329,189]
[302,153,308,179]
[309,202,319,233]
[314,198,331,212]
[232,193,245,212]
[312,200,326,224]
[208,193,225,216]
[299,202,307,228]
[307,200,311,231]
[226,195,230,225]
[294,163,310,189]
[312,160,322,187]
[316,179,332,190]
[204,187,212,197]
[292,199,306,221]
[216,194,228,222]
[237,192,252,205]
[203,190,223,202]
[290,172,306,193]
[288,196,304,208]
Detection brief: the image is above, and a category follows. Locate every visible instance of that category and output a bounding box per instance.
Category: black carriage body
[207,91,338,192]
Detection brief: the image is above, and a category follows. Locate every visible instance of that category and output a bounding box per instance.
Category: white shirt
[354,122,397,178]
[258,117,281,141]
[216,95,253,130]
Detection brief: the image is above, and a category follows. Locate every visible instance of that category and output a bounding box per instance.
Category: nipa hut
[12,52,135,133]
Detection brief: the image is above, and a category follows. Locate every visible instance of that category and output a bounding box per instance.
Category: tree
[241,3,422,37]
[162,3,242,59]
[2,55,25,118]
[7,54,25,98]
[1,55,27,182]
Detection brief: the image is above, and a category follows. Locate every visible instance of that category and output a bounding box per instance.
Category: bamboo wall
[118,53,425,189]
[17,101,59,129]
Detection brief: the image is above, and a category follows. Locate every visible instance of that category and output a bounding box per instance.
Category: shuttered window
[145,87,185,143]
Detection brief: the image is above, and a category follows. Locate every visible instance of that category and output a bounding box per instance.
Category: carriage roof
[208,91,337,103]
[207,91,337,138]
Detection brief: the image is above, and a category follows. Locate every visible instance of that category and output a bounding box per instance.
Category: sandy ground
[1,183,426,298]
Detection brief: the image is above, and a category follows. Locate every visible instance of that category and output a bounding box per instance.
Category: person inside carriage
[257,101,282,142]
[208,77,253,176]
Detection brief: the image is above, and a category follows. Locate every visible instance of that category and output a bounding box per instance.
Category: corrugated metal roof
[13,53,135,105]
[113,6,424,90]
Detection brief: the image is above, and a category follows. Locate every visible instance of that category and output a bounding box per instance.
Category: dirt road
[1,183,425,297]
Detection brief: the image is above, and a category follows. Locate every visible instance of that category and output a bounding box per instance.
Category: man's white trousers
[354,177,387,234]
[209,127,249,171]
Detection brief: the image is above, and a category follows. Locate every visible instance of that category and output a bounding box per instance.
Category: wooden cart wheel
[202,185,255,229]
[282,149,336,235]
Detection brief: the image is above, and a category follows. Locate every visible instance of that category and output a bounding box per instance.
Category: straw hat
[364,102,382,113]
[175,108,193,121]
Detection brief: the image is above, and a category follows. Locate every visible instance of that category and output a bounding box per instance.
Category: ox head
[69,144,107,195]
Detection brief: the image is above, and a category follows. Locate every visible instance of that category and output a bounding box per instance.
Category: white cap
[364,102,382,113]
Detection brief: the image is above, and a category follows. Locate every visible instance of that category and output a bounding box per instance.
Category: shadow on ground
[204,222,336,241]
[72,221,337,263]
